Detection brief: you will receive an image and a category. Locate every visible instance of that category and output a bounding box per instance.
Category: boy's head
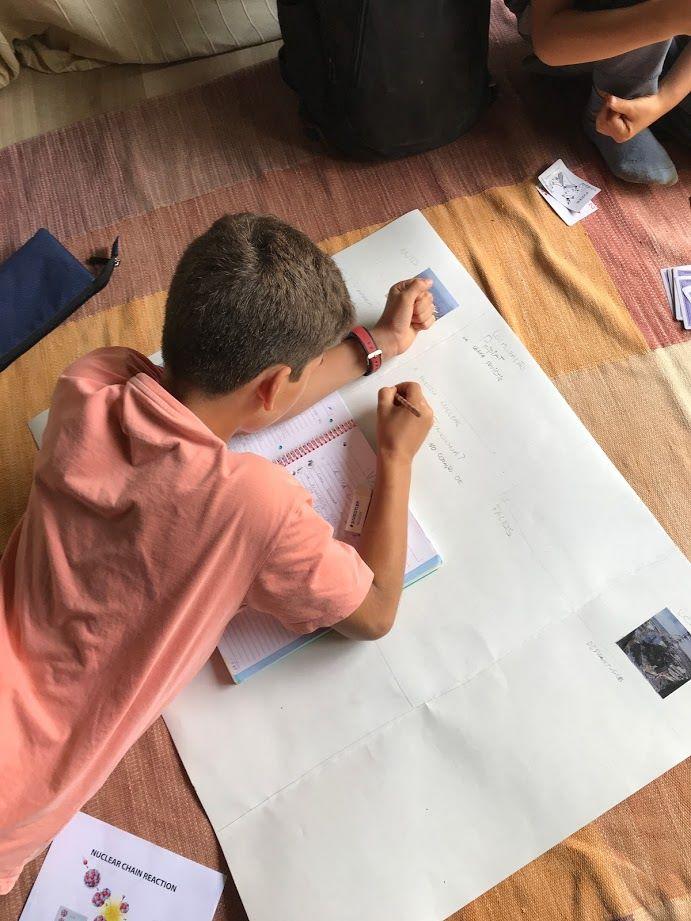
[162,213,354,429]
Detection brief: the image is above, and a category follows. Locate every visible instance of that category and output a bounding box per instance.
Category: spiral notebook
[220,393,442,682]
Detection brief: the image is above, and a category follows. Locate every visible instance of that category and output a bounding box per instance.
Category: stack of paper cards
[537,159,600,225]
[661,265,691,329]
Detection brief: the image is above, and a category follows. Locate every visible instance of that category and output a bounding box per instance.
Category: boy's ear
[256,365,294,412]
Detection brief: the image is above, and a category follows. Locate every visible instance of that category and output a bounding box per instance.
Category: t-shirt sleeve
[245,495,374,634]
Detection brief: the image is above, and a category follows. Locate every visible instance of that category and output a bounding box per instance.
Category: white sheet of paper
[538,158,600,212]
[18,812,224,921]
[537,186,597,225]
[163,211,691,921]
[28,408,50,449]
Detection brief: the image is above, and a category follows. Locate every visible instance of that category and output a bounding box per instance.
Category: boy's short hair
[162,213,355,394]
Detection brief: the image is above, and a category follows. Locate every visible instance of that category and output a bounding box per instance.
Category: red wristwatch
[347,326,382,376]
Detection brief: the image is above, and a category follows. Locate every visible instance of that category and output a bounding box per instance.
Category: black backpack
[277,0,493,160]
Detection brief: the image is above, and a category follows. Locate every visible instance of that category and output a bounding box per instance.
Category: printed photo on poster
[415,268,459,317]
[617,608,691,699]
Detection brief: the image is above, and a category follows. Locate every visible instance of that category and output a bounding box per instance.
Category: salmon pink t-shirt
[0,347,373,892]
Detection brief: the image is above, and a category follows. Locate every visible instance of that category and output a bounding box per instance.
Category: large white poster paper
[164,212,691,921]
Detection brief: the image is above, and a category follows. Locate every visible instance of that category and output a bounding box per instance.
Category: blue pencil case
[0,229,119,372]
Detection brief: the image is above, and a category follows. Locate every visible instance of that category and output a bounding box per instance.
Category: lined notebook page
[228,393,351,462]
[220,424,441,681]
[217,609,324,682]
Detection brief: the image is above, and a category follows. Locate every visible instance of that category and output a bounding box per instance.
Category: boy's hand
[596,91,666,142]
[372,278,436,360]
[377,382,434,464]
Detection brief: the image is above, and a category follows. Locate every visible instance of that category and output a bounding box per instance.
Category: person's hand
[372,278,436,360]
[376,382,433,464]
[596,90,666,143]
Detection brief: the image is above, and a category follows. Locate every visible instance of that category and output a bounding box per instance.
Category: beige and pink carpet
[1,3,690,919]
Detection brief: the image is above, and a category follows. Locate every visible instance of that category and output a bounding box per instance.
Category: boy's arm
[597,42,691,140]
[532,0,689,67]
[282,277,435,421]
[334,383,433,640]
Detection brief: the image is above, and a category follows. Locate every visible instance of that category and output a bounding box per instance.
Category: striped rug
[1,3,690,919]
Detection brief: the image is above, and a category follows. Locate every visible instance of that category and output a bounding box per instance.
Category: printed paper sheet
[18,812,224,921]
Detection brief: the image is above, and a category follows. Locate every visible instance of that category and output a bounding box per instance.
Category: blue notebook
[218,393,442,682]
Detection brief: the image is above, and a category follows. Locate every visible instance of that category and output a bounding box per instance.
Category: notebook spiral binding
[276,418,357,467]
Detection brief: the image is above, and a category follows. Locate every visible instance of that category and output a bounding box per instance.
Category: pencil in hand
[393,393,422,417]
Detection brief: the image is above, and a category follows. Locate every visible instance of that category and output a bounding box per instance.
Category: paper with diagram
[538,158,600,212]
[161,212,689,920]
[536,159,600,225]
[18,811,224,921]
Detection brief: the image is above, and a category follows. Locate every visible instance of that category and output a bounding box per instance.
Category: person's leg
[583,40,678,184]
[593,38,672,98]
[655,37,691,147]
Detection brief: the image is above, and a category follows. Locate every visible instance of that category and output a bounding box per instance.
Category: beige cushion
[0,0,280,87]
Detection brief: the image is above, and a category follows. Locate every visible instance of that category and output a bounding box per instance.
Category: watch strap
[347,326,383,376]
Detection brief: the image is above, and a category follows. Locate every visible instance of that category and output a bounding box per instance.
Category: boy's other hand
[596,91,665,142]
[377,382,433,464]
[372,277,436,360]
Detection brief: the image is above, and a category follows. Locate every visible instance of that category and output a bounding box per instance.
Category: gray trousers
[594,36,691,120]
[594,38,671,97]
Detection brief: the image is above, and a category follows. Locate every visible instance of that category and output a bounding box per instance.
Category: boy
[0,213,435,892]
[510,0,691,184]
